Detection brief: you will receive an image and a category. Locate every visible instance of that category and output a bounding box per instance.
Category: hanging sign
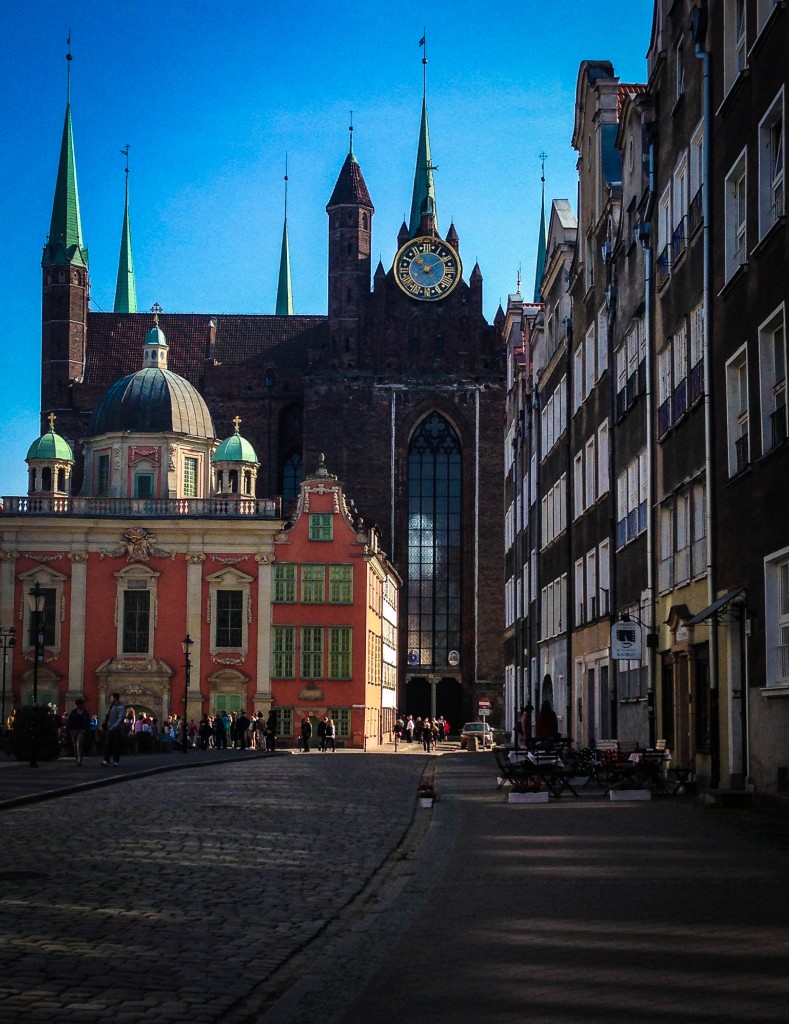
[611,620,642,660]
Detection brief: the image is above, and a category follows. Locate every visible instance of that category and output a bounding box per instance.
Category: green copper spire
[114,149,137,313]
[42,103,88,268]
[408,97,438,238]
[533,153,548,303]
[276,159,294,315]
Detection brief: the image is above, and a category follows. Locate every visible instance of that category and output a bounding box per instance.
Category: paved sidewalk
[333,755,789,1024]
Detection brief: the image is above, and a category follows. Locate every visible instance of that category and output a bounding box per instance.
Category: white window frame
[725,149,748,280]
[573,346,584,413]
[598,539,610,617]
[597,306,608,378]
[758,304,787,453]
[726,345,749,476]
[585,324,596,398]
[573,452,583,520]
[584,436,596,509]
[758,88,784,238]
[114,564,160,658]
[206,567,254,658]
[597,421,609,495]
[764,547,789,687]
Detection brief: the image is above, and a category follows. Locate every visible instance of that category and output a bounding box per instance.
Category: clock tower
[304,85,505,725]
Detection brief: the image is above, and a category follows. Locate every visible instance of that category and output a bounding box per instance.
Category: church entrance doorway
[406,677,431,718]
[436,677,462,733]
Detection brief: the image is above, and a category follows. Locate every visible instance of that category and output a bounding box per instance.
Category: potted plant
[508,780,549,804]
[417,781,436,807]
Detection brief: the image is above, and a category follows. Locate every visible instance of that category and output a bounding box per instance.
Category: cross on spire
[233,416,242,433]
[47,412,57,432]
[150,302,163,321]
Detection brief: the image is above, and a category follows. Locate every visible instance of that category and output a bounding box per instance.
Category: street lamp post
[27,582,46,768]
[182,634,193,753]
[0,625,16,752]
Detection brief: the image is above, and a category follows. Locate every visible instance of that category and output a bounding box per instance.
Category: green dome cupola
[213,417,259,498]
[26,413,74,498]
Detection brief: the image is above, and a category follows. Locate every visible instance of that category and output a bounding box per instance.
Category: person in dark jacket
[535,700,559,742]
[300,716,313,752]
[67,697,90,766]
[236,710,251,750]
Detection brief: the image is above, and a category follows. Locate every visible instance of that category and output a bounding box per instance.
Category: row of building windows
[272,707,353,738]
[272,625,352,680]
[274,563,353,604]
[572,308,609,412]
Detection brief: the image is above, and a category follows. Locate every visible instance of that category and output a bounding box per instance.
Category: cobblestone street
[0,752,433,1023]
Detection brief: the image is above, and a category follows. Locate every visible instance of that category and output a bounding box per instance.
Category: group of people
[42,695,281,766]
[299,715,338,752]
[515,700,560,749]
[394,714,451,749]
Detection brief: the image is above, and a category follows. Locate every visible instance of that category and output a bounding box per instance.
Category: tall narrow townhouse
[709,0,789,796]
[608,87,653,746]
[531,201,576,739]
[647,2,711,776]
[504,289,541,735]
[567,63,621,745]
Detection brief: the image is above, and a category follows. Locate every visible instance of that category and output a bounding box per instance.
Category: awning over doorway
[686,586,745,626]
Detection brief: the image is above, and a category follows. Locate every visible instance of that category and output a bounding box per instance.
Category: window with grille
[183,456,198,497]
[759,92,784,236]
[301,564,326,603]
[406,413,462,671]
[272,627,295,678]
[329,565,353,604]
[122,590,150,654]
[726,347,749,475]
[758,307,787,452]
[329,708,351,738]
[300,626,324,679]
[309,514,333,541]
[329,627,352,679]
[97,454,110,496]
[215,590,243,648]
[273,563,296,603]
[274,707,294,736]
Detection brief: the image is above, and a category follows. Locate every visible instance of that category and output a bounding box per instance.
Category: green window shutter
[273,564,297,602]
[272,626,295,678]
[329,626,352,679]
[329,564,353,603]
[300,626,324,679]
[301,564,326,603]
[275,708,293,735]
[215,694,242,714]
[309,513,333,541]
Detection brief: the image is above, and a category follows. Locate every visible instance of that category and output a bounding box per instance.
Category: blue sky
[0,0,653,496]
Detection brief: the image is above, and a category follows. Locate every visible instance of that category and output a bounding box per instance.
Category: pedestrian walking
[317,715,328,752]
[300,715,313,752]
[214,712,228,750]
[101,692,126,766]
[236,710,251,750]
[405,715,415,743]
[266,711,277,752]
[67,697,89,765]
[198,714,212,751]
[325,717,337,752]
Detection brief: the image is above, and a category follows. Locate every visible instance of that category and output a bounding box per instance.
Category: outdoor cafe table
[508,751,580,798]
[604,751,671,795]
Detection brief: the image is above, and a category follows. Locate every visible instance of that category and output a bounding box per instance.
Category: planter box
[418,797,434,808]
[609,788,651,801]
[508,790,549,804]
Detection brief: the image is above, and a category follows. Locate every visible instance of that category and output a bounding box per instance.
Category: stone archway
[95,657,174,721]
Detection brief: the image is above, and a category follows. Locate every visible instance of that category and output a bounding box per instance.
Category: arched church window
[229,469,239,494]
[406,413,462,672]
[362,213,368,230]
[56,468,66,491]
[282,452,302,507]
[42,467,52,491]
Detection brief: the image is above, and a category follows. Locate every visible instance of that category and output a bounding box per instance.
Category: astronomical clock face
[394,236,462,301]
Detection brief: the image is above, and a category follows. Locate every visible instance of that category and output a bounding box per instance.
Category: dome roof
[89,367,215,438]
[214,429,258,464]
[26,429,74,463]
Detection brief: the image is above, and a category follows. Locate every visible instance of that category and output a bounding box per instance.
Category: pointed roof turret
[533,153,548,303]
[42,103,88,268]
[276,159,294,315]
[114,147,137,313]
[326,128,373,210]
[408,97,438,237]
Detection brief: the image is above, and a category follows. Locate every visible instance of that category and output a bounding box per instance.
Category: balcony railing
[688,187,703,236]
[671,218,687,263]
[770,403,787,449]
[673,378,688,421]
[656,244,672,288]
[735,432,749,473]
[690,360,704,404]
[658,399,672,438]
[0,494,282,519]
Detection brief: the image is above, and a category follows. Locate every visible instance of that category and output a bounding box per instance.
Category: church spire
[408,36,438,237]
[42,90,87,268]
[533,152,548,303]
[276,157,294,315]
[114,145,137,313]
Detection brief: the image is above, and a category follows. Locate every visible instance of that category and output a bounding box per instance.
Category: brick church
[33,74,505,726]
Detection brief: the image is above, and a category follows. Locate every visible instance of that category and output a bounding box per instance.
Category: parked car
[460,721,494,748]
